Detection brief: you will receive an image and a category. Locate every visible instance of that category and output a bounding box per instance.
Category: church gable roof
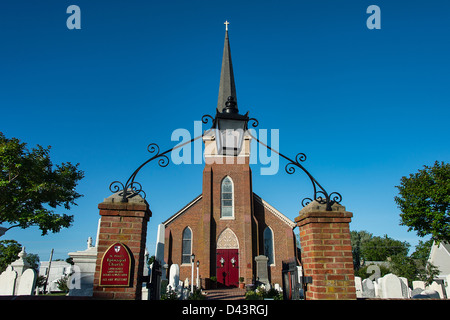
[253,193,296,228]
[162,193,296,229]
[162,194,202,226]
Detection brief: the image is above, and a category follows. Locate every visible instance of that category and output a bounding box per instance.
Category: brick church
[163,26,298,289]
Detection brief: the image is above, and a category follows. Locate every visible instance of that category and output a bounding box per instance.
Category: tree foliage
[0,132,84,235]
[0,240,21,272]
[351,230,439,286]
[395,161,450,242]
[351,230,410,264]
[0,240,40,273]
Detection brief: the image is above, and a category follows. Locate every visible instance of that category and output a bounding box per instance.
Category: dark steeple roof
[217,26,237,113]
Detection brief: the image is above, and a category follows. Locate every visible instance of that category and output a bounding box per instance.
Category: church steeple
[217,21,237,113]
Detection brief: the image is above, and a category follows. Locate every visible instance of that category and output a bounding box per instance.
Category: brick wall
[164,198,204,286]
[164,157,298,289]
[164,159,255,287]
[253,197,297,285]
[205,158,254,284]
[93,195,151,300]
[295,203,356,300]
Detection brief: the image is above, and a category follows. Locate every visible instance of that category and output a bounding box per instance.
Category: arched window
[221,176,234,218]
[182,227,192,264]
[263,227,274,265]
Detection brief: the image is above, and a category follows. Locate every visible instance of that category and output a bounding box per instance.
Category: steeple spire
[217,21,237,112]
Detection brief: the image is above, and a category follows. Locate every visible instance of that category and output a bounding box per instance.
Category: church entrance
[216,228,240,287]
[216,249,239,287]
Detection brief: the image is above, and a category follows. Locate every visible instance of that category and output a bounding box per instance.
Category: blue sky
[1,0,449,261]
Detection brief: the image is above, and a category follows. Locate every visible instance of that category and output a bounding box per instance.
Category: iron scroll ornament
[246,132,343,211]
[109,114,217,202]
[109,113,341,210]
[109,137,202,203]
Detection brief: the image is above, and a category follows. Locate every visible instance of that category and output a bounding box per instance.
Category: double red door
[216,249,239,287]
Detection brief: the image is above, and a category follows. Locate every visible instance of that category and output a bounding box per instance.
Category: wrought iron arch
[108,112,341,211]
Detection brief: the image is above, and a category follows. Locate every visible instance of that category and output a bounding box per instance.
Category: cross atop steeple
[217,21,237,112]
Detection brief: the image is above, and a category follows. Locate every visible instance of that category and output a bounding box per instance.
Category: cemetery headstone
[412,280,426,290]
[16,268,37,295]
[413,289,440,299]
[427,281,445,298]
[380,273,403,298]
[362,278,375,298]
[274,283,282,293]
[0,266,17,295]
[354,276,363,298]
[411,287,424,297]
[255,255,269,287]
[399,277,410,298]
[168,264,180,291]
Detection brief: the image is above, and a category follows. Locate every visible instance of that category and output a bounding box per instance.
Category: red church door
[216,249,239,287]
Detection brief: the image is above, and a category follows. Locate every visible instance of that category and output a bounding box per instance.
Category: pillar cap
[102,190,146,205]
[295,200,352,224]
[98,191,151,217]
[300,199,346,213]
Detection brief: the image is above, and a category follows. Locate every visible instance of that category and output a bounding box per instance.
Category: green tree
[351,231,439,286]
[351,231,410,263]
[361,235,410,261]
[395,161,450,242]
[0,240,21,272]
[350,230,373,269]
[410,239,434,261]
[56,274,70,293]
[25,253,40,270]
[0,132,84,236]
[0,240,40,273]
[409,239,440,286]
[389,253,439,287]
[389,255,420,283]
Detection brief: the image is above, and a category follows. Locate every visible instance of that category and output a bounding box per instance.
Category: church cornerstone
[93,192,151,300]
[295,201,356,300]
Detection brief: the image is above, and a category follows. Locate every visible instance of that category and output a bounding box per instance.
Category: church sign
[99,242,132,286]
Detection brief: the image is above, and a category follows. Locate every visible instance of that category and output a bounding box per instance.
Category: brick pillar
[295,201,356,300]
[93,192,151,300]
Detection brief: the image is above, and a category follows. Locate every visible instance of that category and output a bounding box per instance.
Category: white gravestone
[374,279,381,298]
[412,280,426,290]
[354,276,363,298]
[362,278,375,298]
[0,266,17,295]
[427,281,445,298]
[380,273,403,298]
[399,277,410,298]
[16,268,37,295]
[168,264,180,291]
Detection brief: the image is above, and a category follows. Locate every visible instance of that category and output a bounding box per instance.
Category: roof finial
[224,20,229,31]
